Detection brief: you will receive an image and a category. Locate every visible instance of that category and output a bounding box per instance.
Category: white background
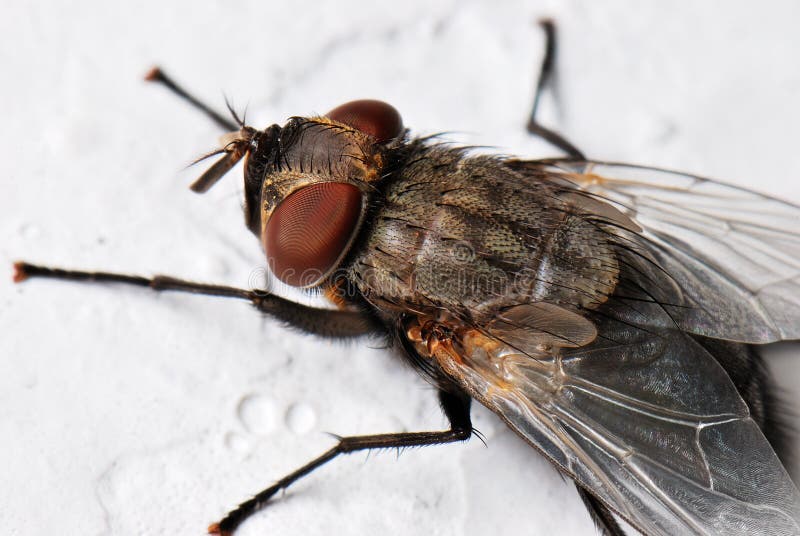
[3,1,800,535]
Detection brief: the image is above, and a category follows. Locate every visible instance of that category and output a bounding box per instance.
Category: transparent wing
[507,159,800,343]
[433,315,800,536]
[487,302,597,350]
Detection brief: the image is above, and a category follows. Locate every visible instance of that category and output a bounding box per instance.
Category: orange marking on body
[406,324,423,343]
[322,281,349,310]
[461,328,503,356]
[452,329,518,390]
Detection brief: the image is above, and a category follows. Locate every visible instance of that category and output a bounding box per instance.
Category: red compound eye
[326,100,403,142]
[264,182,363,287]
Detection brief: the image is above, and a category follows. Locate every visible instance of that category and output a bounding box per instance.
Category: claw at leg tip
[12,261,28,283]
[144,66,163,82]
[207,522,230,536]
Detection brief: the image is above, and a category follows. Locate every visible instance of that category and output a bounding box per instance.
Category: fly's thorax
[349,146,620,320]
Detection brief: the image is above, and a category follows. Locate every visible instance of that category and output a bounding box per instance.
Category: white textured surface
[3,1,800,535]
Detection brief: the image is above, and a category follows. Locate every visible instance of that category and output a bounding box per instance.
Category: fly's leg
[526,19,586,160]
[209,389,472,536]
[575,484,627,536]
[145,66,239,131]
[12,262,381,338]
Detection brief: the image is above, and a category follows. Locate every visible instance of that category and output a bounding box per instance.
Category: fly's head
[193,100,405,289]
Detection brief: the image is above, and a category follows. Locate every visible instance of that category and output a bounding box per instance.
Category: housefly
[13,20,800,536]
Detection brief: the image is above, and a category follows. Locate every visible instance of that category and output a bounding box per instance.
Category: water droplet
[285,402,316,435]
[224,431,251,453]
[18,223,41,239]
[236,394,278,435]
